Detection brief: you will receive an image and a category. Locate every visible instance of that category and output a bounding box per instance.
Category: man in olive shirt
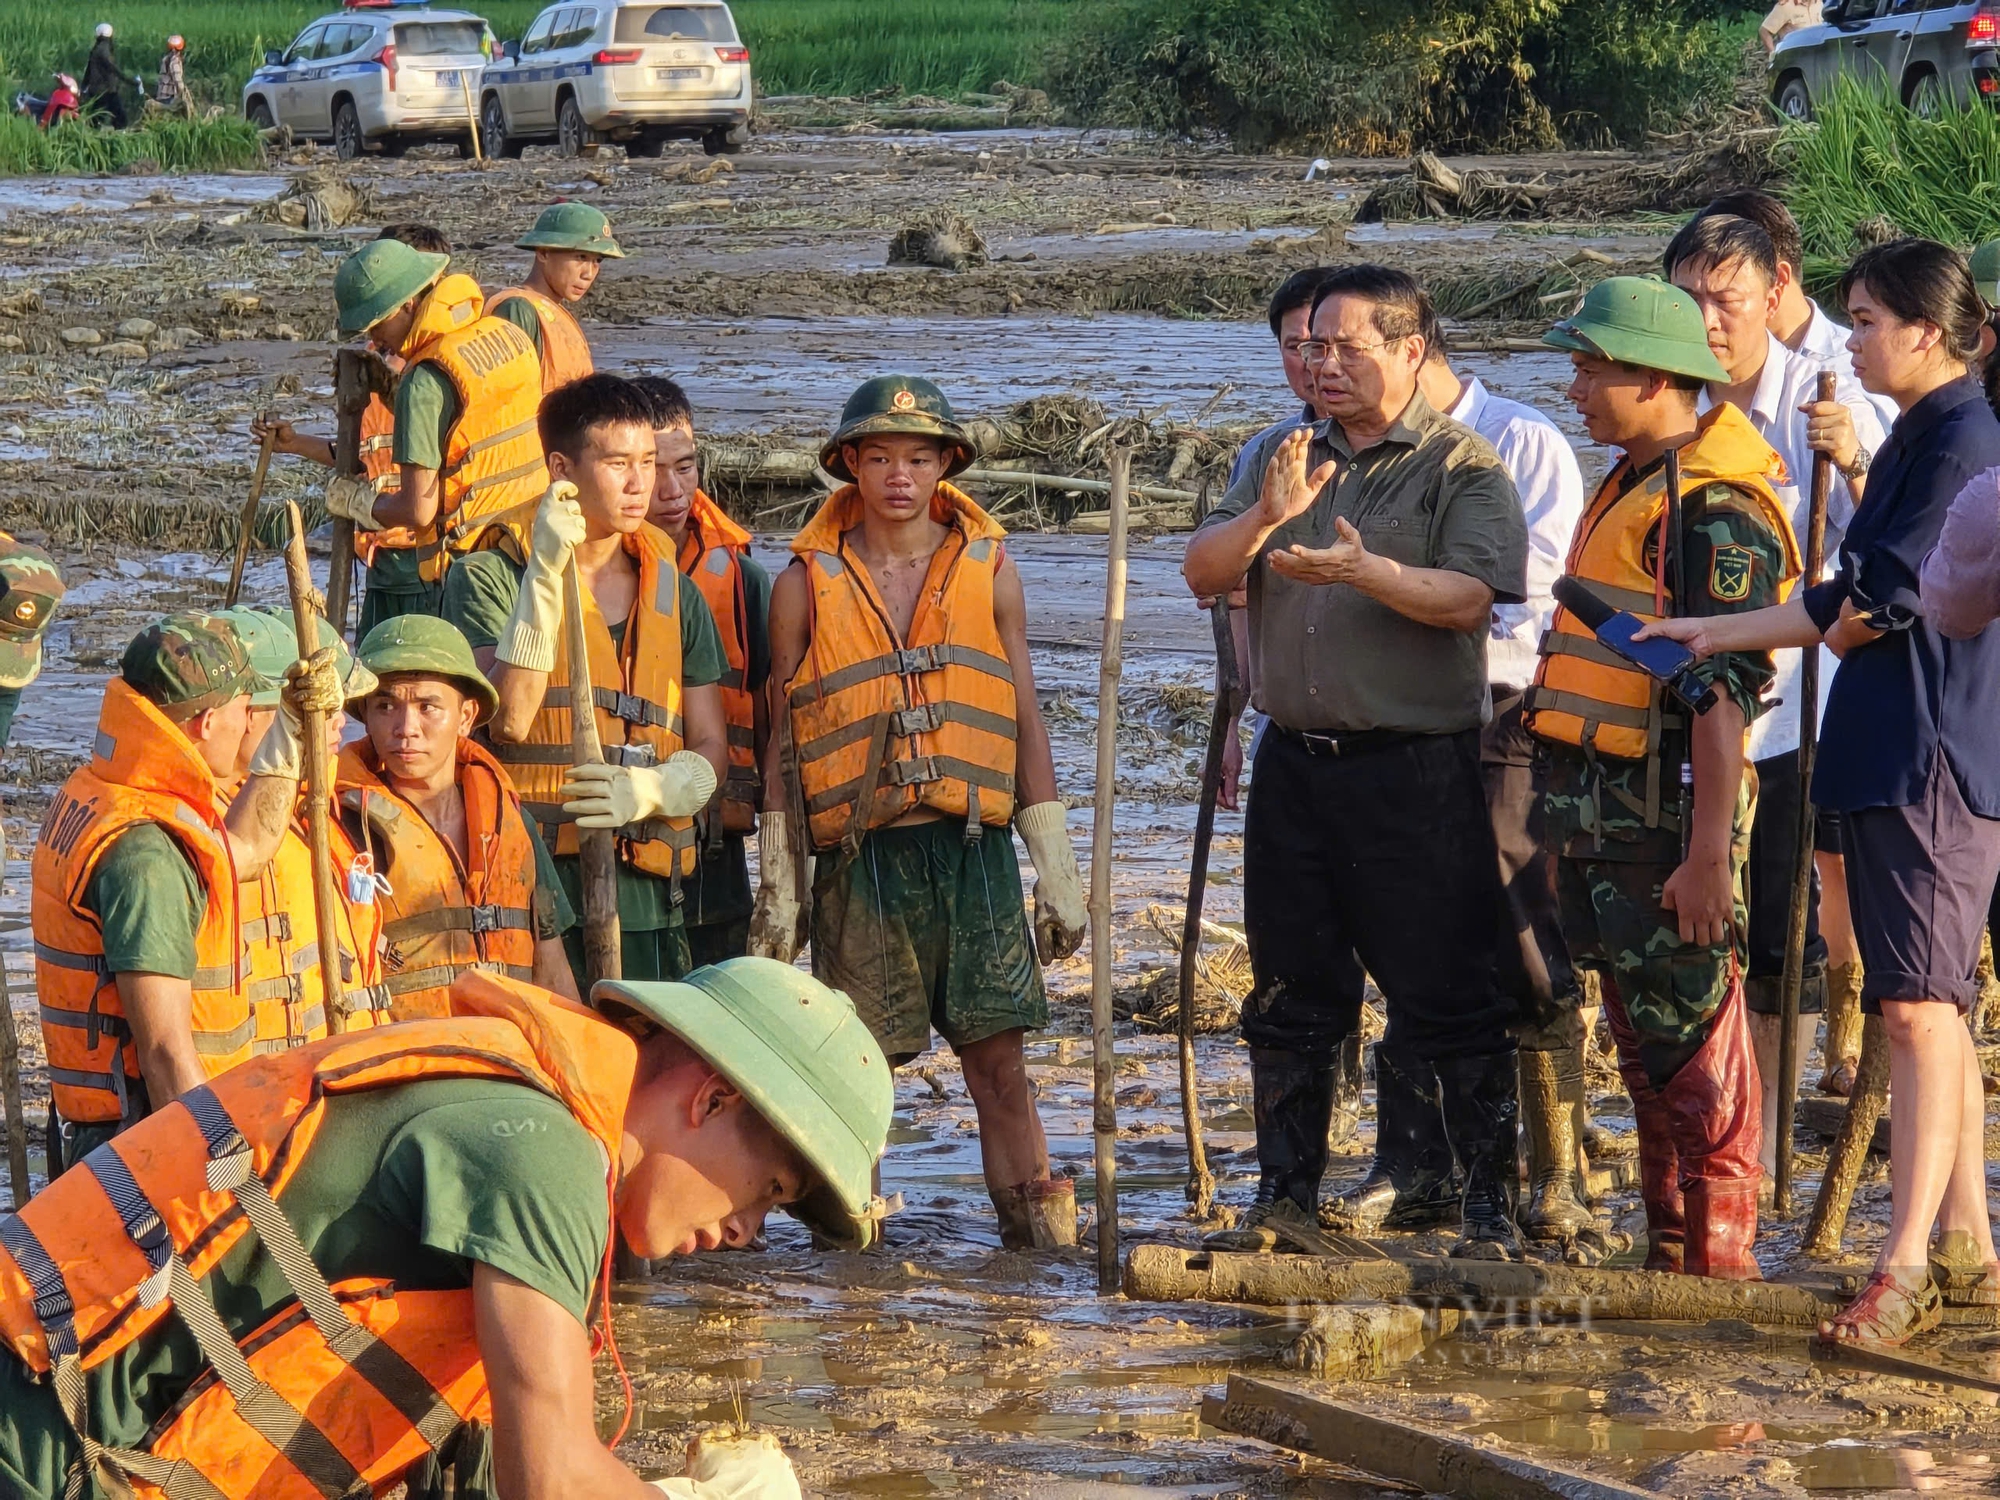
[1184,264,1530,1259]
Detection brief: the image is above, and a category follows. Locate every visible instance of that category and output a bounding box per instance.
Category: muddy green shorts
[811,818,1049,1064]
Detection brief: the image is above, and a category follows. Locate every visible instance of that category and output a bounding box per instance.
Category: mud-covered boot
[1204,1048,1337,1250]
[1436,1047,1524,1261]
[1321,1043,1457,1233]
[1327,1033,1365,1150]
[995,1178,1079,1250]
[1604,985,1685,1272]
[1819,960,1863,1097]
[1519,1044,1597,1242]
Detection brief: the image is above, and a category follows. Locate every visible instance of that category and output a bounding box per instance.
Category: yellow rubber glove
[651,1430,801,1500]
[560,750,717,828]
[1015,800,1087,963]
[322,473,383,531]
[495,481,584,672]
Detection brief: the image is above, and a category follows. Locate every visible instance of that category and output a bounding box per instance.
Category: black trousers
[1241,725,1517,1063]
[1744,750,1827,1014]
[1481,689,1578,1027]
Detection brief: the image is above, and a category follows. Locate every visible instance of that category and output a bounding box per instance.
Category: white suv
[479,1,752,159]
[243,4,496,161]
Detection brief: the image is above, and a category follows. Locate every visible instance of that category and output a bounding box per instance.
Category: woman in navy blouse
[1642,239,2000,1346]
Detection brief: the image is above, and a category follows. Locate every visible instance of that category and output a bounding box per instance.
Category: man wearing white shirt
[1666,212,1887,1181]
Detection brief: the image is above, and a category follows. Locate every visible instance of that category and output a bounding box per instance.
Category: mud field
[0,128,1997,1497]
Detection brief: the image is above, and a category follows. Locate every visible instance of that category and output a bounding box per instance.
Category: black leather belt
[1271,724,1418,757]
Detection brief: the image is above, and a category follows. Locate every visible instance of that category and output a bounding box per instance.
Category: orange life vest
[31,679,245,1125]
[785,484,1017,854]
[0,972,632,1500]
[487,285,594,394]
[352,392,423,569]
[477,514,698,878]
[393,274,549,584]
[679,492,760,834]
[1526,402,1802,784]
[337,737,543,1021]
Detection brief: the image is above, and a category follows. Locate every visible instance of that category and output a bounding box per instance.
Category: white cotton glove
[560,750,717,828]
[747,811,805,962]
[323,473,384,531]
[496,480,585,673]
[1015,800,1087,963]
[651,1431,801,1500]
[246,649,343,782]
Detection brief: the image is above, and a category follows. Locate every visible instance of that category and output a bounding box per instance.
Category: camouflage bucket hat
[218,607,377,708]
[353,613,498,724]
[1543,276,1729,384]
[121,611,274,717]
[0,539,64,690]
[517,201,624,259]
[819,375,974,482]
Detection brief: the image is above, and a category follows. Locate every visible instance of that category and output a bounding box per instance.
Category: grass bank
[0,113,261,174]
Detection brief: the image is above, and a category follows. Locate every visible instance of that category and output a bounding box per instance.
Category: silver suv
[1770,0,2000,119]
[478,1,752,158]
[243,5,495,161]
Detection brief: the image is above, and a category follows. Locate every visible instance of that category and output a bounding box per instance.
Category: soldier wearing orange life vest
[752,376,1089,1252]
[633,375,770,965]
[30,614,335,1169]
[0,962,893,1500]
[487,203,618,395]
[320,239,550,629]
[447,374,731,985]
[339,614,581,1020]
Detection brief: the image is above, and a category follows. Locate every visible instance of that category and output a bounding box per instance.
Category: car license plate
[434,70,460,88]
[657,67,704,80]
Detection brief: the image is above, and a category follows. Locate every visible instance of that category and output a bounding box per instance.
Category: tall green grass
[0,112,262,173]
[1783,77,2000,263]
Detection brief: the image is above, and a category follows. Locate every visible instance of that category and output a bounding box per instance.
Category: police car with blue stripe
[478,1,752,159]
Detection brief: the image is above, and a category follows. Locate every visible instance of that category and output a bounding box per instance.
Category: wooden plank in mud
[1797,1094,1889,1155]
[1203,1374,1656,1500]
[1810,1334,2000,1397]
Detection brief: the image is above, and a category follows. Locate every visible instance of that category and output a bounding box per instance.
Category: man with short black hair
[1185,263,1530,1259]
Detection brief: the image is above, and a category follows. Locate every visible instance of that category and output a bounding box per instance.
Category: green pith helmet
[516,202,624,259]
[819,375,973,482]
[1973,239,2000,306]
[0,538,63,690]
[1543,276,1729,383]
[594,956,895,1250]
[121,612,274,717]
[335,239,449,336]
[218,607,376,708]
[353,614,499,725]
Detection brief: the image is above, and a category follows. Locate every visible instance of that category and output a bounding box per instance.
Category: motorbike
[13,75,80,128]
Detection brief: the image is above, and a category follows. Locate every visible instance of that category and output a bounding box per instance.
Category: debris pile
[252,169,373,231]
[888,209,989,271]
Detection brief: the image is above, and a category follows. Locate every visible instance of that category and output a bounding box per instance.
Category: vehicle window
[396,21,487,56]
[615,5,734,42]
[519,9,559,54]
[322,24,369,58]
[284,26,325,65]
[553,9,600,49]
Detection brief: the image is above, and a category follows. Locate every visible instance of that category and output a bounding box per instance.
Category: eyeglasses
[1297,335,1408,367]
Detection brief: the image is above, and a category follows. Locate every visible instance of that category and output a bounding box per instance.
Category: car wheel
[701,124,747,156]
[628,133,664,158]
[483,96,523,159]
[333,100,364,161]
[246,98,275,130]
[1775,75,1812,123]
[557,94,589,157]
[1907,68,1944,118]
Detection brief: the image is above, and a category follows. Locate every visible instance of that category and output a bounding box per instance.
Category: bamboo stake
[563,550,622,993]
[460,74,483,161]
[1802,1015,1891,1261]
[0,825,29,1209]
[1088,445,1131,1294]
[280,500,348,1033]
[224,418,277,608]
[1776,369,1837,1216]
[1175,598,1234,1220]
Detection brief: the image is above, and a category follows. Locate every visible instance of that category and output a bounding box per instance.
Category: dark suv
[1769,0,2000,119]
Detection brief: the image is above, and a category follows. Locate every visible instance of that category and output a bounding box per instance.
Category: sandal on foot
[1818,1271,1943,1348]
[1929,1230,2000,1307]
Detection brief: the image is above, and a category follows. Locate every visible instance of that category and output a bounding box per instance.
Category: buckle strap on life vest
[807,755,1015,818]
[796,701,1018,764]
[381,959,535,997]
[382,905,535,942]
[489,741,661,768]
[539,684,683,733]
[786,643,1014,708]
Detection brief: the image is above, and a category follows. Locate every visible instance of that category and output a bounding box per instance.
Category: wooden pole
[1775,369,1837,1216]
[329,350,390,642]
[1088,445,1131,1294]
[1175,598,1234,1220]
[460,74,483,161]
[563,551,622,993]
[280,500,349,1034]
[224,419,277,608]
[0,824,30,1209]
[1802,1015,1891,1260]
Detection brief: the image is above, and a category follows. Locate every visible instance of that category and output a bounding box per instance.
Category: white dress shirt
[1798,298,1900,432]
[1448,376,1586,691]
[1697,330,1887,761]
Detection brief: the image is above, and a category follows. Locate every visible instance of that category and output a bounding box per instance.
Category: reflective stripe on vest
[337,739,544,1023]
[0,978,634,1500]
[681,493,760,832]
[785,485,1018,853]
[487,285,594,394]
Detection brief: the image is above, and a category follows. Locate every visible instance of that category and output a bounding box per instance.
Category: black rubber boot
[1435,1046,1525,1261]
[1323,1042,1459,1233]
[1204,1048,1338,1250]
[1328,1033,1365,1150]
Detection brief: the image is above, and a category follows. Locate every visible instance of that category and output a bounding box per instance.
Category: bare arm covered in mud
[759,561,811,813]
[994,553,1058,808]
[487,650,552,746]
